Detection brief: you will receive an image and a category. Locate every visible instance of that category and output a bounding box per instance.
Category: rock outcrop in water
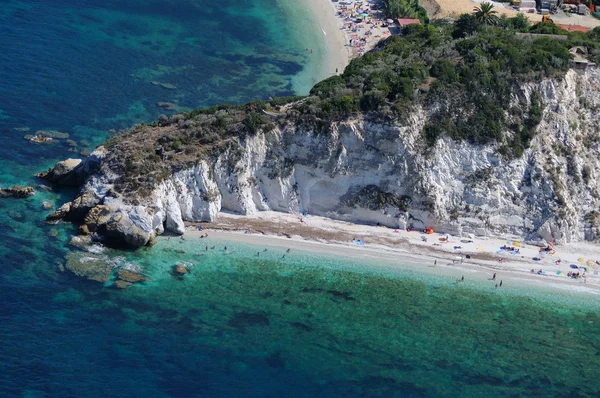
[43,68,600,248]
[0,186,35,198]
[40,24,600,248]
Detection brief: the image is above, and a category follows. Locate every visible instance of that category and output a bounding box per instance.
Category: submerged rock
[157,102,177,110]
[116,268,149,283]
[0,185,35,198]
[25,134,54,143]
[113,268,150,288]
[64,251,115,283]
[173,263,188,275]
[8,211,23,221]
[36,130,69,139]
[114,280,132,289]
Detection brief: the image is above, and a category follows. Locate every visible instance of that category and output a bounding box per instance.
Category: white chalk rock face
[163,188,185,234]
[172,162,221,222]
[58,68,600,247]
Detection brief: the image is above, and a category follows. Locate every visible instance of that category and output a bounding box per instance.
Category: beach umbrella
[577,257,586,263]
[512,241,521,247]
[570,264,579,269]
[386,18,394,23]
[586,259,595,267]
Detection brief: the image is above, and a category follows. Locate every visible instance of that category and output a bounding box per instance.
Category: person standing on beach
[493,273,496,280]
[500,280,503,287]
[434,260,437,266]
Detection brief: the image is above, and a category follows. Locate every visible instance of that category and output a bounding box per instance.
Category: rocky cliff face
[45,68,600,247]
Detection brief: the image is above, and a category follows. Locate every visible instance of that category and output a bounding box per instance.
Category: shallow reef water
[1,1,600,397]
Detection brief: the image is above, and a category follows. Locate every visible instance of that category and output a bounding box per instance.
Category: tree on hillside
[453,14,480,38]
[473,2,499,26]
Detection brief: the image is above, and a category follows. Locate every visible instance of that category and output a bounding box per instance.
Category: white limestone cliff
[50,68,600,247]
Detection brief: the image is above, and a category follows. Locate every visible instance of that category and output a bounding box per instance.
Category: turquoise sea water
[1,1,600,397]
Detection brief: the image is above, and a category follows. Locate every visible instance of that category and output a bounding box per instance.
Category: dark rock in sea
[46,202,71,222]
[173,263,188,275]
[37,130,69,139]
[157,101,177,110]
[78,224,91,235]
[83,205,111,232]
[25,134,54,143]
[0,185,35,198]
[42,201,54,210]
[36,158,83,185]
[69,192,102,220]
[103,209,154,247]
[8,210,24,221]
[116,268,149,284]
[36,147,106,187]
[64,251,115,283]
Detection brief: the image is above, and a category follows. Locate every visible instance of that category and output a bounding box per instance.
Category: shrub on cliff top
[103,15,600,195]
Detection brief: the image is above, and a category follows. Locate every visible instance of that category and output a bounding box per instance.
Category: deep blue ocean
[1,1,600,397]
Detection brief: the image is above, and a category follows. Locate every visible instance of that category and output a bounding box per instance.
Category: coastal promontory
[42,22,600,248]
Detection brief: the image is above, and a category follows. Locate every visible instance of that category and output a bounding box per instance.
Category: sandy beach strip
[186,211,600,295]
[303,0,352,75]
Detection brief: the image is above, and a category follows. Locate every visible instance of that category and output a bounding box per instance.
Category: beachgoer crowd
[333,0,392,57]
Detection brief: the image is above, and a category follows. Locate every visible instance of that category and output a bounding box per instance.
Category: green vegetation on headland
[309,19,599,154]
[105,16,600,195]
[384,0,428,21]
